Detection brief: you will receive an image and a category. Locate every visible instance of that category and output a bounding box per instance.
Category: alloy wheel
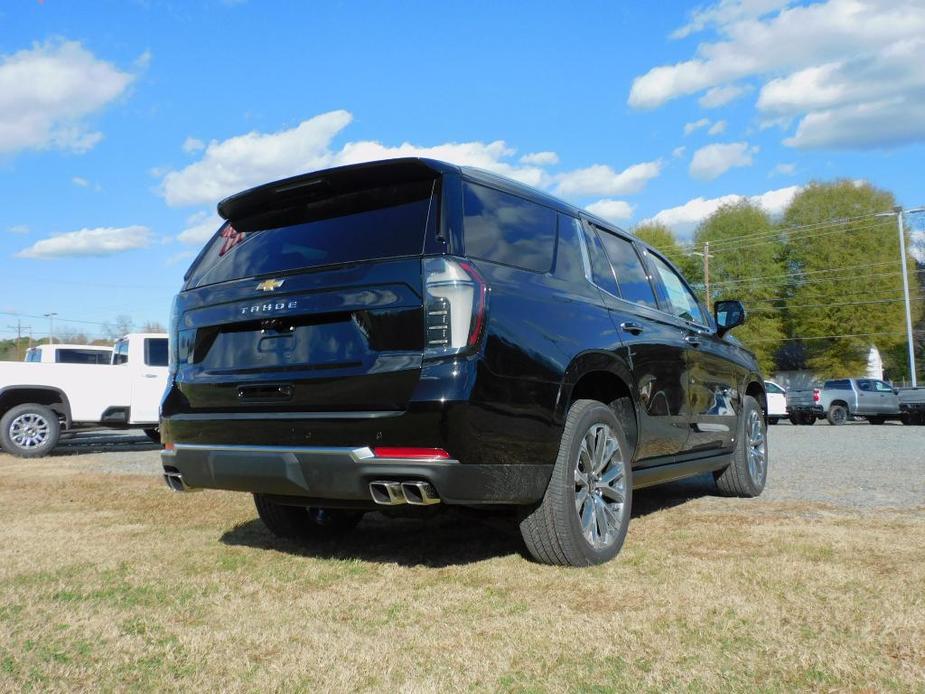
[574,423,626,550]
[9,413,50,450]
[746,409,767,484]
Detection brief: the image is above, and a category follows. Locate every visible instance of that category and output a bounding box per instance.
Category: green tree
[693,201,786,373]
[633,222,698,278]
[782,180,921,379]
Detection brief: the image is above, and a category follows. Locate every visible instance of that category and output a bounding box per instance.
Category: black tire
[519,399,633,567]
[253,494,363,539]
[143,428,161,444]
[867,417,886,425]
[768,417,779,425]
[0,403,61,458]
[801,412,817,425]
[714,395,767,498]
[788,414,801,425]
[827,404,848,426]
[900,413,914,426]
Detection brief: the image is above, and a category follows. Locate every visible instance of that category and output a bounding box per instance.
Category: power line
[691,262,917,289]
[0,311,108,327]
[748,296,925,312]
[706,220,897,255]
[749,329,925,343]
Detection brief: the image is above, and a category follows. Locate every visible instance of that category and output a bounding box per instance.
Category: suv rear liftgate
[160,159,551,506]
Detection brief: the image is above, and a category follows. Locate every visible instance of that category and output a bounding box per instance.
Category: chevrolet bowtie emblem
[256,278,285,292]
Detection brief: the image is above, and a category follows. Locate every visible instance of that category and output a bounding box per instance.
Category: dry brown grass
[1,453,923,693]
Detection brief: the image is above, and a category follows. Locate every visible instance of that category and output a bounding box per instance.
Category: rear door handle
[620,321,645,335]
[684,334,702,347]
[143,373,158,379]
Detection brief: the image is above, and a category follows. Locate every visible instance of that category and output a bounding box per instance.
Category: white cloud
[643,185,801,239]
[699,84,751,108]
[160,111,661,208]
[689,142,757,180]
[177,210,222,245]
[673,146,687,158]
[72,176,89,187]
[166,249,198,266]
[771,162,796,176]
[707,120,727,135]
[671,0,791,39]
[684,118,711,136]
[630,1,925,150]
[585,199,634,222]
[554,161,662,197]
[16,226,152,259]
[182,136,205,153]
[7,225,30,235]
[0,40,134,156]
[519,151,558,165]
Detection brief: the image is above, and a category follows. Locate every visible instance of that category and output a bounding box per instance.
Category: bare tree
[141,321,166,333]
[104,315,134,340]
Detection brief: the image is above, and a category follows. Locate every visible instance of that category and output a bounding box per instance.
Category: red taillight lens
[423,257,488,354]
[372,447,450,459]
[812,388,821,402]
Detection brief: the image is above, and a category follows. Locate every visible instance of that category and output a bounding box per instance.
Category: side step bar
[369,480,441,506]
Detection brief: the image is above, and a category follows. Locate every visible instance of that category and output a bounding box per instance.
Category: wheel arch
[744,378,767,417]
[0,386,72,428]
[557,351,639,460]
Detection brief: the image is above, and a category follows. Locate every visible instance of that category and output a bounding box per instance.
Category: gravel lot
[20,421,925,512]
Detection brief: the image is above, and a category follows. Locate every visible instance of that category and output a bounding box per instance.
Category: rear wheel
[827,404,848,426]
[714,395,767,497]
[253,494,364,539]
[0,404,61,458]
[519,399,632,567]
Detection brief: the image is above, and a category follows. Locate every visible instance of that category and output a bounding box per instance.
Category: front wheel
[253,494,364,540]
[520,399,632,567]
[714,395,767,497]
[0,403,61,458]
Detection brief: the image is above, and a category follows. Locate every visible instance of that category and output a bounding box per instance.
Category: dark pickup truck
[899,388,925,425]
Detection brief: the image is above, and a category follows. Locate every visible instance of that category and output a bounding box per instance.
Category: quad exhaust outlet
[369,480,441,506]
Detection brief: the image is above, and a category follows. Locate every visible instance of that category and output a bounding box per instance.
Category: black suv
[161,158,768,567]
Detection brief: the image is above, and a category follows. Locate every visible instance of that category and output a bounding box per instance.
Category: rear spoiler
[217,158,454,221]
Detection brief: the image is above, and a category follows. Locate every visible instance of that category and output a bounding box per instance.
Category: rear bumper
[161,444,551,505]
[787,405,823,416]
[900,402,925,412]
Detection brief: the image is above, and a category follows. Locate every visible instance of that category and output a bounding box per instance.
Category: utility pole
[895,207,919,387]
[43,312,58,345]
[692,241,714,311]
[6,320,32,360]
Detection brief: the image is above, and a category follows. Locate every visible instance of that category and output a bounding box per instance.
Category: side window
[145,339,169,367]
[462,182,555,272]
[648,253,707,325]
[25,349,39,362]
[113,340,129,365]
[857,379,874,392]
[579,222,619,295]
[553,214,589,284]
[597,230,658,309]
[874,380,894,393]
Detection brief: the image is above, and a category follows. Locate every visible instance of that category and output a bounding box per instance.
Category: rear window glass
[824,380,851,390]
[145,338,168,367]
[56,349,110,364]
[185,180,436,289]
[597,230,658,309]
[462,182,555,272]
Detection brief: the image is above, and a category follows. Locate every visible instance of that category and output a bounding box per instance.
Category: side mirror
[714,299,746,337]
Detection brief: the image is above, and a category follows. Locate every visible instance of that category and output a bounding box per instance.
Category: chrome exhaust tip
[369,481,406,505]
[401,481,441,506]
[163,467,198,492]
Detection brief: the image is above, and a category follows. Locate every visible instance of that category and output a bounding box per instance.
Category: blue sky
[2,0,924,340]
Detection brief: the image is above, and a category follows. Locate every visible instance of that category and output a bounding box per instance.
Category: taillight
[423,257,487,355]
[812,388,821,402]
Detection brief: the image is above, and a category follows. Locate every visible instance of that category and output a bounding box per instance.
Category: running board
[632,454,731,490]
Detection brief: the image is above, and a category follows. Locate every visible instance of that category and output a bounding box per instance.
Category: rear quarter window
[462,182,555,273]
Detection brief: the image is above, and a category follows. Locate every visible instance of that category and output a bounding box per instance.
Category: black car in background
[160,158,768,567]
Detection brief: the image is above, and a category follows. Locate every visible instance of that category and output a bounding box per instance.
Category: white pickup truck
[0,333,168,457]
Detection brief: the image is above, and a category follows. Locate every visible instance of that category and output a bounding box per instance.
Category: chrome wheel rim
[9,413,50,449]
[746,409,767,483]
[832,408,846,424]
[574,423,626,550]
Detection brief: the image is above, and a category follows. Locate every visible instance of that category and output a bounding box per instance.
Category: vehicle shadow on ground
[220,474,720,567]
